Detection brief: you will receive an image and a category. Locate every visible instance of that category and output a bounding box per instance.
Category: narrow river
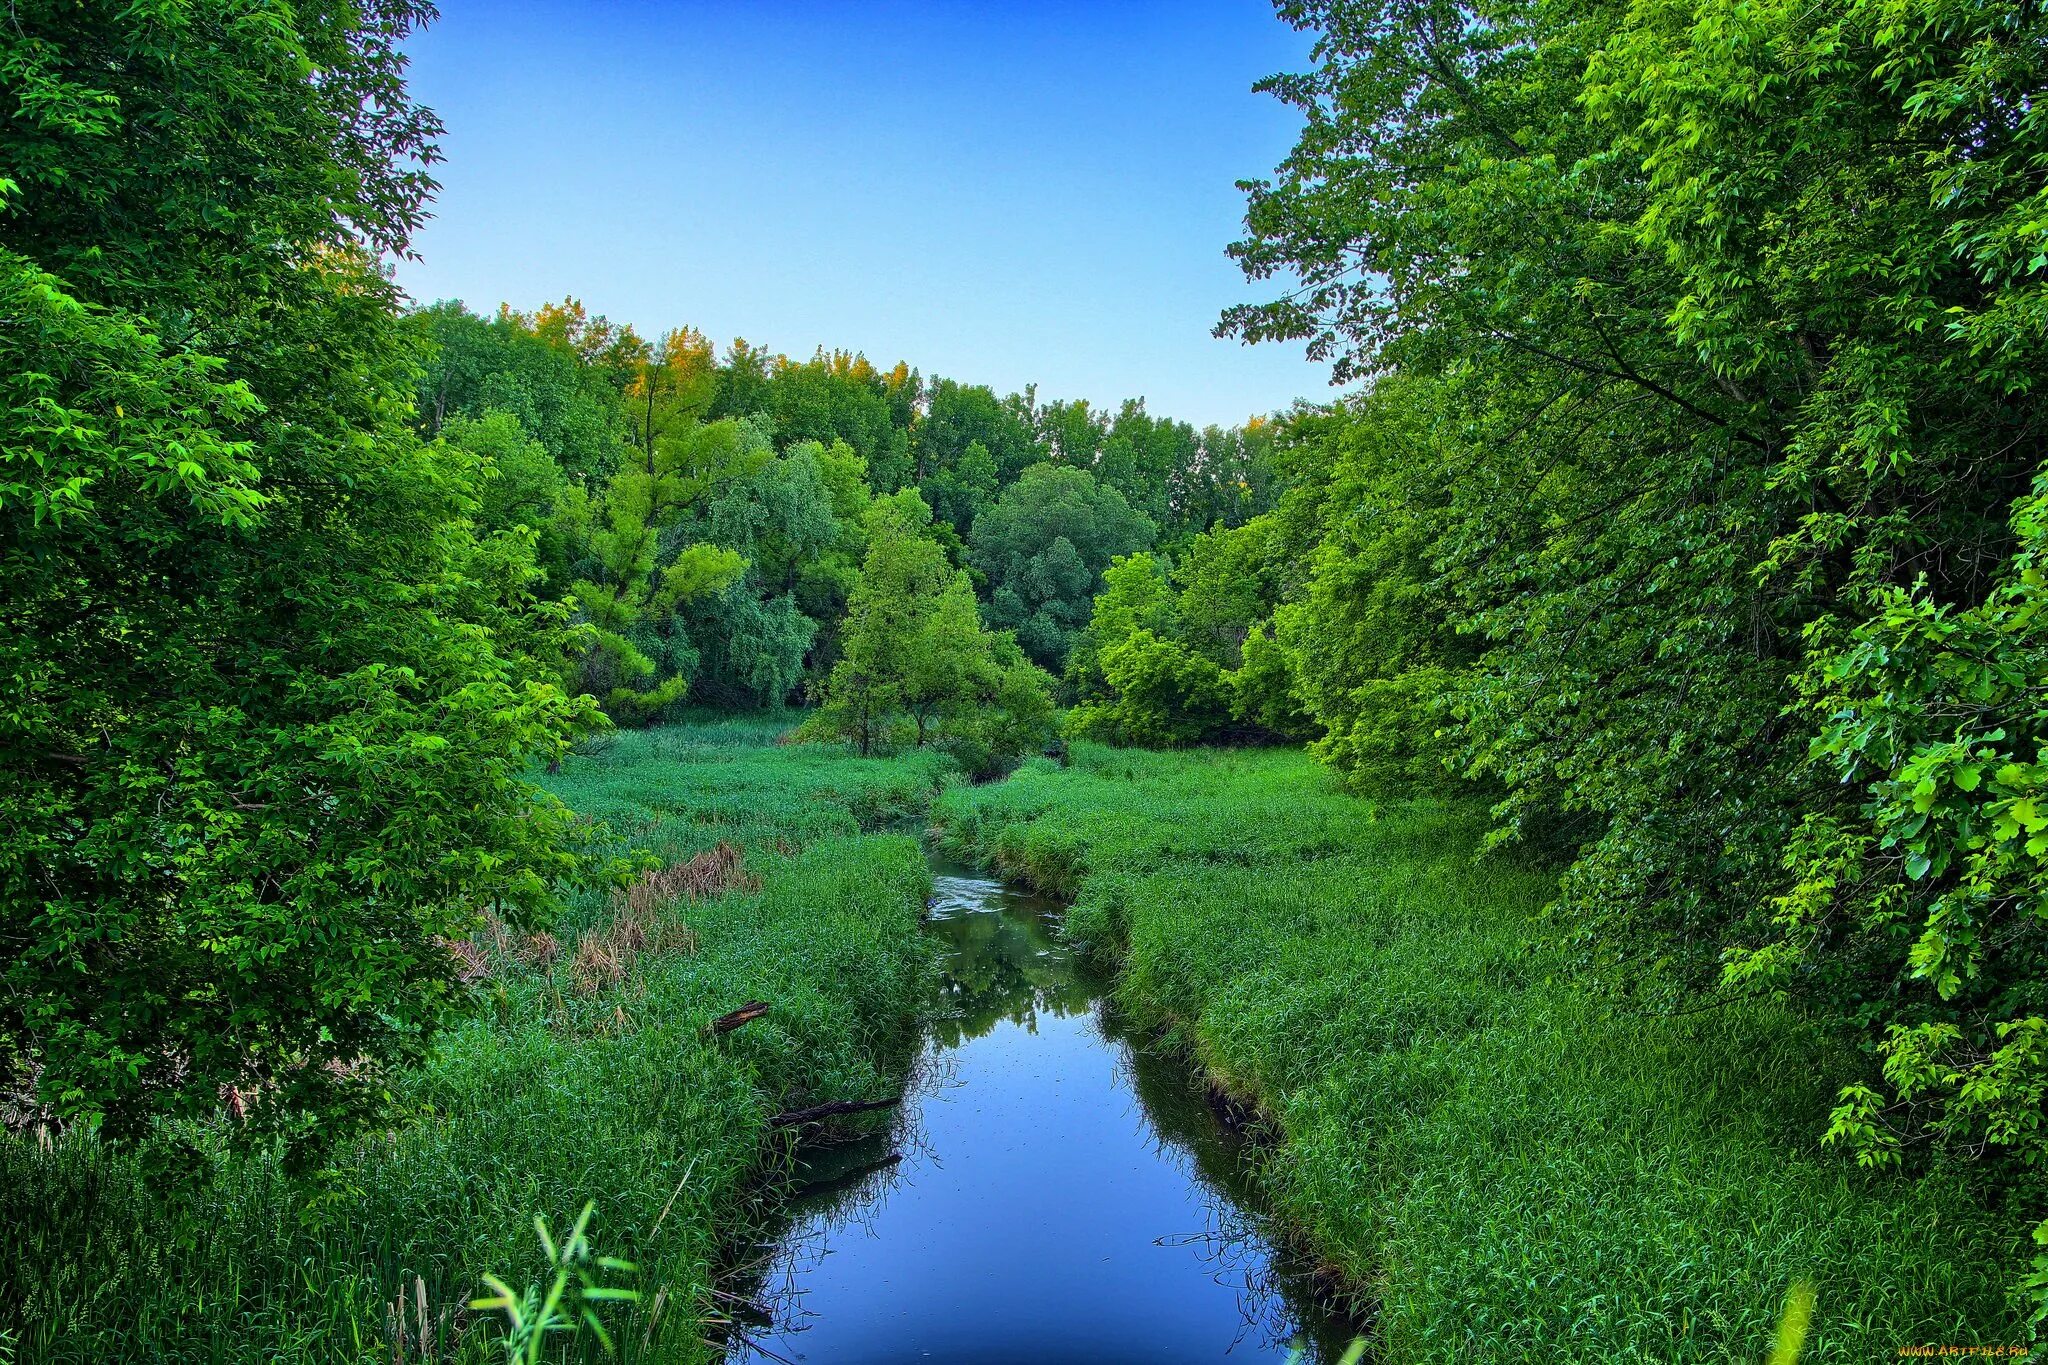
[728,853,1356,1364]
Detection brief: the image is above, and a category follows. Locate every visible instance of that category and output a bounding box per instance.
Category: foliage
[807,493,1056,770]
[1064,528,1307,747]
[447,411,569,539]
[469,1202,638,1362]
[1066,555,1221,746]
[566,420,756,721]
[1213,0,2048,1277]
[0,0,596,1154]
[969,462,1157,670]
[406,311,1284,720]
[936,746,2024,1360]
[1746,470,2048,1186]
[916,379,1040,488]
[1261,382,1475,789]
[1065,629,1235,748]
[411,300,637,485]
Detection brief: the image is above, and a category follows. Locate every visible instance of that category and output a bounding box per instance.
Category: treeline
[1072,0,2048,1286]
[409,299,1285,728]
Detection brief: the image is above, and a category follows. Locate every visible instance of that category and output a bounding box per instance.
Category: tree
[1223,0,2048,1275]
[807,492,1053,767]
[915,379,1042,486]
[1065,552,1178,708]
[567,419,755,722]
[1034,397,1106,470]
[443,410,565,531]
[968,463,1156,671]
[759,348,899,470]
[1097,400,1197,534]
[1063,533,1307,750]
[410,300,634,484]
[624,326,716,456]
[710,337,775,424]
[0,0,596,1155]
[1067,630,1236,749]
[681,440,864,706]
[1264,383,1474,789]
[918,438,999,548]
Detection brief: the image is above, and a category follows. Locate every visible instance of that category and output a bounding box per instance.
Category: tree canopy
[969,463,1158,671]
[1202,0,2048,1265]
[0,0,596,1153]
[805,491,1055,771]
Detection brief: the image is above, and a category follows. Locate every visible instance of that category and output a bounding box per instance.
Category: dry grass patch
[568,843,757,997]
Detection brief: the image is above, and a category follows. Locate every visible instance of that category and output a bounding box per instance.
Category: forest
[405,295,1284,752]
[1,0,2043,1361]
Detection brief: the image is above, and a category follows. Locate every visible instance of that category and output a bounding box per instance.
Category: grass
[935,743,2026,1362]
[0,717,951,1363]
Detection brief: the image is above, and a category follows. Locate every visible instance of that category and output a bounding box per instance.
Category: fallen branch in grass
[708,1001,771,1035]
[767,1097,900,1129]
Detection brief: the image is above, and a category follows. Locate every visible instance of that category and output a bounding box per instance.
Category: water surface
[731,856,1355,1364]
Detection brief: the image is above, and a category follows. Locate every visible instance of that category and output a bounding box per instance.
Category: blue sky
[392,0,1330,429]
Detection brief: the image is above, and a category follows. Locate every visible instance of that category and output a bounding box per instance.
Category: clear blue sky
[392,0,1330,429]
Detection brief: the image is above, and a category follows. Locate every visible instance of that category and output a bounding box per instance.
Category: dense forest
[2,0,2044,1359]
[407,297,1285,739]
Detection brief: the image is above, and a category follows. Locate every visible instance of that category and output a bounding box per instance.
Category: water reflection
[728,857,1357,1364]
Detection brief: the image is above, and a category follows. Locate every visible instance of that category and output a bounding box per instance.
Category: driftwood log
[707,1001,771,1035]
[766,1096,900,1130]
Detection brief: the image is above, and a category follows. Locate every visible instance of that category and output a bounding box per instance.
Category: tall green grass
[936,744,2024,1361]
[0,718,949,1363]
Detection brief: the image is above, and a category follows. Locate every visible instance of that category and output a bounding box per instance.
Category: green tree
[710,336,774,425]
[760,348,899,470]
[1066,630,1235,749]
[1265,385,1473,789]
[410,299,634,484]
[1034,397,1107,470]
[568,419,753,722]
[808,492,1053,766]
[915,378,1042,485]
[1097,400,1198,535]
[969,462,1156,671]
[1064,530,1307,749]
[1224,0,2048,1274]
[1066,552,1178,705]
[0,0,596,1154]
[918,438,999,548]
[623,325,716,457]
[443,410,565,531]
[680,440,867,706]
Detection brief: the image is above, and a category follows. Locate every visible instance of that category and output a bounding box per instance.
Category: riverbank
[933,744,2024,1360]
[0,719,945,1363]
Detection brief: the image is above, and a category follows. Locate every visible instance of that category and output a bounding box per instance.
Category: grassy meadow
[0,719,949,1363]
[935,743,2025,1361]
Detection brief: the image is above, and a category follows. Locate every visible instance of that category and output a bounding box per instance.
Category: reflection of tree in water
[1102,1006,1368,1363]
[925,877,1094,1045]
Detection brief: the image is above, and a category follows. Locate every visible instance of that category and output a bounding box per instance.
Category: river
[727,852,1358,1364]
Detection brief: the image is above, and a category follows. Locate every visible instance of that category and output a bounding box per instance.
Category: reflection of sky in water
[730,861,1356,1365]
